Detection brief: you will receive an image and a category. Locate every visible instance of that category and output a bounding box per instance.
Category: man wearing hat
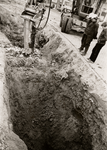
[88,22,107,62]
[79,13,99,56]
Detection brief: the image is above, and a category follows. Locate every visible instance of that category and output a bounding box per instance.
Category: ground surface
[48,9,107,84]
[0,1,107,150]
[0,1,107,84]
[5,26,107,150]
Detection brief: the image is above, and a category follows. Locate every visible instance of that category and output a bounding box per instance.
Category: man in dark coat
[88,22,107,62]
[79,14,99,56]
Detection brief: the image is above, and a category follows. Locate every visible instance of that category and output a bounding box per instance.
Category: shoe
[87,58,90,61]
[81,51,86,56]
[78,47,83,51]
[87,58,94,63]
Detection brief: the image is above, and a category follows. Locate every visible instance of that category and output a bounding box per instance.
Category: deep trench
[6,66,92,150]
[0,1,106,149]
[5,50,92,150]
[5,30,105,150]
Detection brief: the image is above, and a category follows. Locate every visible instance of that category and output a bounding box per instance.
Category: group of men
[79,13,107,63]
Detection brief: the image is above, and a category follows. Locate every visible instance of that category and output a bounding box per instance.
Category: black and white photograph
[0,0,107,150]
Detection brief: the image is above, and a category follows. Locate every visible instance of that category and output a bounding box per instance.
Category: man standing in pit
[79,13,99,56]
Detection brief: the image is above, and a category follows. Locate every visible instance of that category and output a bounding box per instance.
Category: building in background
[45,0,107,18]
[56,0,73,11]
[100,1,107,22]
[45,0,64,10]
[45,0,57,8]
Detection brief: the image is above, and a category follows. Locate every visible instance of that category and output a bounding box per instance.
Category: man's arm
[93,23,99,39]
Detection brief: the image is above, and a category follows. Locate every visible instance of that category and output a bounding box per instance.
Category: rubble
[0,1,107,150]
[4,27,107,150]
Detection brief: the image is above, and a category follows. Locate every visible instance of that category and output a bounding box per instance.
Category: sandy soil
[48,9,107,84]
[0,1,107,86]
[0,1,107,150]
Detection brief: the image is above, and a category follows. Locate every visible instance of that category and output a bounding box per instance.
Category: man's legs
[81,36,92,55]
[81,44,90,55]
[79,34,87,51]
[89,43,104,62]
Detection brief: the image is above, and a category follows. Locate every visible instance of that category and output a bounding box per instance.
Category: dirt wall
[0,0,24,47]
[0,43,28,150]
[5,26,107,150]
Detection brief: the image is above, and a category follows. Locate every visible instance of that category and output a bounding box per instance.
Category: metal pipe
[24,19,30,50]
[23,0,38,52]
[30,0,34,5]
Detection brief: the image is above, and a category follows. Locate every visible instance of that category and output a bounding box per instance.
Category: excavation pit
[3,27,107,150]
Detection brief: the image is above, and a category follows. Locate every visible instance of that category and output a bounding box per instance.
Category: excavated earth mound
[4,27,107,150]
[0,1,107,149]
[0,0,24,47]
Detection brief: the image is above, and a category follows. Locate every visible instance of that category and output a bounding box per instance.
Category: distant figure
[84,0,91,6]
[79,13,99,56]
[26,0,36,6]
[88,22,107,62]
[61,5,66,13]
[25,0,44,6]
[71,0,78,14]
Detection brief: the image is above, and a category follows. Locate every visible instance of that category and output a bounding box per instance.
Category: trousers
[89,43,105,62]
[80,34,93,54]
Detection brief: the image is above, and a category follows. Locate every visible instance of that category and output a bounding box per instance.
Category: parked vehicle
[60,0,106,33]
[45,2,54,9]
